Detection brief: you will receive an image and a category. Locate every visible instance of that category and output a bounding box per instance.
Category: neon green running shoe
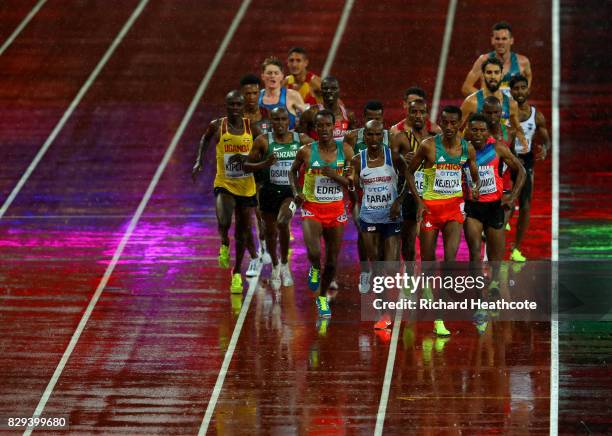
[510,248,526,262]
[433,319,451,336]
[505,223,511,231]
[230,273,243,294]
[218,244,230,268]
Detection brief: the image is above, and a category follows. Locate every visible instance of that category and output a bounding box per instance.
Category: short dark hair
[403,86,426,100]
[492,21,512,35]
[261,56,284,72]
[509,74,529,89]
[288,47,308,57]
[468,113,488,125]
[481,57,504,73]
[315,109,335,124]
[483,96,501,107]
[321,76,339,86]
[441,105,462,119]
[364,100,384,114]
[240,74,261,87]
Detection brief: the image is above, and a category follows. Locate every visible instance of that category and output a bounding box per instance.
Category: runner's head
[467,113,489,148]
[491,21,514,56]
[403,86,426,110]
[364,119,384,151]
[363,100,384,124]
[481,57,503,93]
[407,98,427,130]
[270,107,290,135]
[287,47,309,77]
[482,96,502,125]
[315,109,335,143]
[509,74,530,104]
[321,76,340,107]
[261,57,284,90]
[239,74,261,111]
[440,105,462,139]
[225,90,244,118]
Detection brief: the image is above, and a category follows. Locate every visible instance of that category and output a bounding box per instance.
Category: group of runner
[192,21,551,334]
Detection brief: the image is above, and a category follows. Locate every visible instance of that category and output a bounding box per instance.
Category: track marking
[550,0,561,434]
[0,0,47,57]
[430,0,458,123]
[0,0,148,219]
[23,0,252,433]
[374,306,403,436]
[321,0,355,77]
[375,2,457,432]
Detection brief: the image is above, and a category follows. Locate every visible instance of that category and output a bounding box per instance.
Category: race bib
[314,176,343,202]
[478,166,497,195]
[364,185,393,209]
[433,169,462,195]
[223,153,248,178]
[415,170,424,196]
[270,160,292,185]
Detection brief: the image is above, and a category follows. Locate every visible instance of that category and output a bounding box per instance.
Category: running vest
[286,71,320,106]
[488,51,520,89]
[214,118,256,196]
[303,141,346,203]
[308,104,350,141]
[475,89,511,122]
[359,147,399,223]
[515,105,536,155]
[263,131,301,186]
[258,88,297,129]
[464,138,503,202]
[353,128,390,153]
[422,135,469,201]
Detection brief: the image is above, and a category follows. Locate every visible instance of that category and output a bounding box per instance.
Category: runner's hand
[416,199,428,222]
[390,199,402,220]
[501,193,515,210]
[293,192,306,208]
[536,144,547,161]
[192,161,202,182]
[266,152,278,166]
[404,151,415,165]
[321,166,337,178]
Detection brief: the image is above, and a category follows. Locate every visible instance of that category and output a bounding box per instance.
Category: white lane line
[430,0,458,123]
[198,272,261,435]
[0,0,47,57]
[321,0,355,77]
[0,0,149,220]
[374,306,403,436]
[550,0,561,434]
[23,0,252,434]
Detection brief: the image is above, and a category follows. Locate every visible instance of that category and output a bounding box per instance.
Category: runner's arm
[461,55,486,96]
[192,119,219,181]
[244,135,275,172]
[498,143,526,207]
[535,110,551,160]
[466,143,481,200]
[509,99,528,149]
[289,146,308,206]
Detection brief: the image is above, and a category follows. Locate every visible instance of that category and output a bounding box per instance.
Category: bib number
[224,153,248,178]
[433,169,462,195]
[314,176,343,202]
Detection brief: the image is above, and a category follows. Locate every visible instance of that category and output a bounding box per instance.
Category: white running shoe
[329,279,339,290]
[358,271,372,294]
[270,264,281,291]
[258,241,272,265]
[245,257,261,277]
[280,262,294,287]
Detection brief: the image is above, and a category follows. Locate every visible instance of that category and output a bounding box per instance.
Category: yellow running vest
[213,118,256,196]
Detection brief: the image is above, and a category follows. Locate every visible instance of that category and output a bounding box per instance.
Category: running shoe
[230,294,243,315]
[358,271,372,294]
[230,273,243,294]
[505,222,511,231]
[258,241,272,265]
[280,262,293,286]
[510,248,526,262]
[308,266,320,291]
[316,295,331,318]
[374,313,392,330]
[218,244,230,268]
[433,319,451,336]
[329,279,339,290]
[435,337,450,353]
[270,264,281,291]
[316,318,329,337]
[245,257,261,277]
